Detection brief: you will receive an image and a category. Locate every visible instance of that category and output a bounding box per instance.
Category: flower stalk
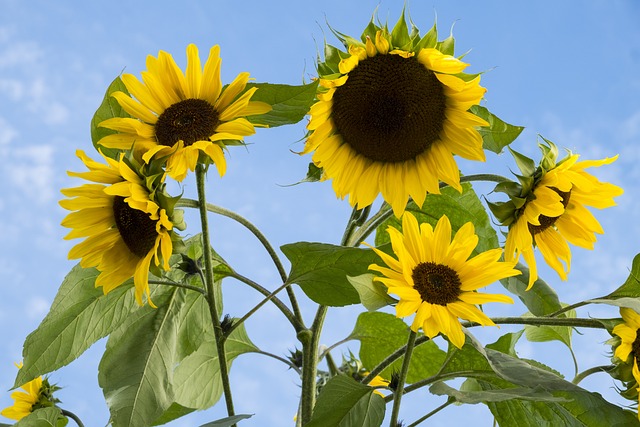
[389,330,418,426]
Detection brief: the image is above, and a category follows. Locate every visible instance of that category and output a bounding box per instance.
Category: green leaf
[470,105,524,154]
[172,322,258,410]
[243,81,318,127]
[15,265,136,387]
[282,242,381,306]
[524,307,575,351]
[430,381,563,404]
[375,183,499,254]
[98,284,210,427]
[347,274,396,311]
[305,375,385,427]
[349,312,446,383]
[90,76,131,159]
[152,403,194,426]
[14,408,67,427]
[499,262,563,316]
[198,415,254,427]
[607,253,640,298]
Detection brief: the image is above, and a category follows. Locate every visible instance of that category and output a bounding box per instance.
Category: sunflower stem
[572,365,615,385]
[361,336,431,385]
[59,408,85,427]
[405,398,454,427]
[195,165,236,422]
[226,270,304,332]
[300,305,328,425]
[464,316,607,329]
[459,173,513,185]
[389,330,418,427]
[177,197,302,323]
[546,300,593,318]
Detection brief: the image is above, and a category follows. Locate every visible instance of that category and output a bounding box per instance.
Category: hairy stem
[60,409,85,427]
[195,165,235,422]
[572,365,615,385]
[390,330,418,427]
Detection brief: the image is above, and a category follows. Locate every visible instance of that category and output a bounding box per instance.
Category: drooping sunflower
[98,44,271,181]
[302,18,489,217]
[612,308,640,419]
[367,212,520,349]
[60,150,175,305]
[1,363,57,421]
[502,141,623,289]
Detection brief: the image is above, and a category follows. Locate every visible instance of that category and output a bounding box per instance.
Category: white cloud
[0,40,41,69]
[0,116,18,145]
[6,144,57,205]
[25,297,51,321]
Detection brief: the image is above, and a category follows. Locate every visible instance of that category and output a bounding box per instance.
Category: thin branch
[148,279,206,295]
[60,409,85,427]
[572,365,615,385]
[406,398,454,427]
[248,349,302,375]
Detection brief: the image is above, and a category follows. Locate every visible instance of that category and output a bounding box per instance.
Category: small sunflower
[98,44,271,181]
[60,150,175,305]
[612,307,640,419]
[1,363,58,421]
[302,18,488,217]
[367,212,520,349]
[502,141,623,289]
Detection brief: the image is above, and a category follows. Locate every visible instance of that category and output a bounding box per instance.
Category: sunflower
[302,21,488,217]
[612,308,640,419]
[367,212,520,349]
[98,44,271,182]
[60,150,174,305]
[504,146,623,289]
[1,363,57,421]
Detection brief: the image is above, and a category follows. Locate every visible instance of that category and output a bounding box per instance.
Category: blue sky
[1,0,639,426]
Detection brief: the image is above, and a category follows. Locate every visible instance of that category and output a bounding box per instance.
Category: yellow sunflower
[302,23,488,217]
[98,44,271,181]
[612,307,640,419]
[505,151,623,289]
[1,363,50,421]
[367,212,520,349]
[60,150,174,305]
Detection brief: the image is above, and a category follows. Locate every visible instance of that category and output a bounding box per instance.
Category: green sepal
[360,15,379,43]
[415,21,438,50]
[90,76,131,160]
[436,26,455,55]
[538,136,561,171]
[487,200,517,226]
[470,105,524,154]
[509,147,536,177]
[390,9,411,50]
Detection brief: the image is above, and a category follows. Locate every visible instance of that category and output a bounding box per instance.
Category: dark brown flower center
[331,53,446,163]
[155,98,219,147]
[633,329,640,362]
[412,262,462,306]
[528,188,572,235]
[112,196,158,258]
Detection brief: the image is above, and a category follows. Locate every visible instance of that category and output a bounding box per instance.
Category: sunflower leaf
[242,81,319,127]
[90,76,131,160]
[430,381,564,404]
[499,262,563,316]
[14,265,136,388]
[13,407,68,427]
[470,105,524,154]
[305,375,385,427]
[606,253,640,298]
[282,242,381,306]
[347,274,397,311]
[348,312,446,383]
[198,415,254,427]
[524,307,576,351]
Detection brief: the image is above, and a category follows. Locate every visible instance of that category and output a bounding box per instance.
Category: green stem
[361,336,430,385]
[225,281,300,336]
[148,279,206,295]
[459,173,512,185]
[177,198,302,323]
[249,349,302,375]
[389,330,418,427]
[300,306,328,425]
[325,351,340,377]
[547,300,594,318]
[572,365,615,385]
[464,316,607,329]
[406,398,454,427]
[195,165,235,422]
[227,270,304,333]
[59,409,85,427]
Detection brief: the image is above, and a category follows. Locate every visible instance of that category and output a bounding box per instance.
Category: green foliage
[524,307,576,353]
[282,242,381,306]
[470,105,524,154]
[349,312,446,383]
[13,408,67,427]
[500,263,563,316]
[15,265,136,387]
[198,415,254,427]
[243,81,318,127]
[90,76,130,159]
[607,253,640,298]
[430,381,562,404]
[305,375,385,427]
[375,183,499,254]
[347,274,396,311]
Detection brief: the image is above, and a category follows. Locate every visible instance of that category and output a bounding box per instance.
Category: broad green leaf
[486,331,524,356]
[524,308,576,352]
[90,76,131,159]
[98,284,210,427]
[172,322,258,410]
[607,253,640,298]
[349,312,446,383]
[199,415,254,427]
[282,242,381,306]
[305,375,385,427]
[15,265,136,387]
[430,381,563,404]
[375,183,499,254]
[470,105,524,154]
[152,403,194,426]
[243,81,318,127]
[585,297,640,316]
[499,263,563,316]
[347,274,396,311]
[14,408,67,427]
